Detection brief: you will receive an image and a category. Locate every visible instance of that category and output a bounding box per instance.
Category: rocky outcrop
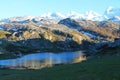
[58,18,82,30]
[83,38,120,55]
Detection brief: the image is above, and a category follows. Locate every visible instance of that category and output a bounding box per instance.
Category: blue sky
[0,0,120,18]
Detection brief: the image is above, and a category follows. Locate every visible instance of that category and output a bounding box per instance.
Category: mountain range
[0,6,120,55]
[0,6,120,23]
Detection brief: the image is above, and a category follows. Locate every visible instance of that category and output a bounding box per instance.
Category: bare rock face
[58,18,82,30]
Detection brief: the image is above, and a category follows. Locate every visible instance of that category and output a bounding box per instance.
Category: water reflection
[0,51,86,69]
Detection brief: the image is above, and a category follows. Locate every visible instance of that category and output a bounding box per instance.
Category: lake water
[0,51,86,69]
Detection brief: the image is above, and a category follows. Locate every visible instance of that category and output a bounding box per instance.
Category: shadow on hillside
[1,36,120,55]
[1,37,85,54]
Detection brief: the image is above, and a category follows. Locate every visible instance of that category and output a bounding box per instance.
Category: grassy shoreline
[0,55,120,80]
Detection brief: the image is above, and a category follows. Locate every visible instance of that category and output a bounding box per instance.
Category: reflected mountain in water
[0,51,86,69]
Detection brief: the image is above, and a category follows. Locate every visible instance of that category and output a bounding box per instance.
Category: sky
[0,0,120,18]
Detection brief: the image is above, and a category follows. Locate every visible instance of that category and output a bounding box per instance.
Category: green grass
[0,55,120,80]
[0,54,17,60]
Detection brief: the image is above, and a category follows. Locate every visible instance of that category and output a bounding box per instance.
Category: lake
[0,51,86,69]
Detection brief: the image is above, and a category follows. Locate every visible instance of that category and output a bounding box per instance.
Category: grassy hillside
[0,55,120,80]
[0,30,11,39]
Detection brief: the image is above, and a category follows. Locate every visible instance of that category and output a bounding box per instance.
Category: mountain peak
[106,6,114,14]
[85,10,103,21]
[40,12,66,19]
[105,6,120,19]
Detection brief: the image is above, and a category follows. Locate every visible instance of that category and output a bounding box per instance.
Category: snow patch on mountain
[81,31,97,38]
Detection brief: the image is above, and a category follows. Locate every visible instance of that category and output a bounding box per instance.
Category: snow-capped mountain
[0,16,35,22]
[84,11,104,21]
[104,6,120,19]
[0,6,120,23]
[108,16,120,23]
[103,6,120,23]
[65,11,105,21]
[40,12,66,20]
[66,11,85,20]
